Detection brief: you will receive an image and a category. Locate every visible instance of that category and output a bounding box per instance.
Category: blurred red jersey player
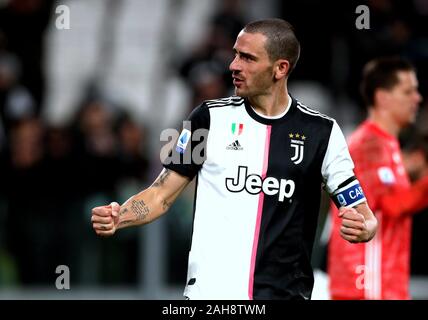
[328,57,428,300]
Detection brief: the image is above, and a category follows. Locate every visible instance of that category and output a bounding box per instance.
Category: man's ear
[375,89,391,107]
[274,59,290,80]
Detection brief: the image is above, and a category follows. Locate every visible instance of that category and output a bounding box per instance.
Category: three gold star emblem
[289,133,306,140]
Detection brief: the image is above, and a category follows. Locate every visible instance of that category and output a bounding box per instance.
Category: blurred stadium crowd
[0,0,427,298]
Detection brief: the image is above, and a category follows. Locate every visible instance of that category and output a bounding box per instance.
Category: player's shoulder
[188,96,245,121]
[294,98,336,127]
[203,96,245,109]
[349,122,387,148]
[348,123,388,156]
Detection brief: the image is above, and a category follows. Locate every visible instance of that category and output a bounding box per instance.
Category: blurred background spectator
[0,0,427,299]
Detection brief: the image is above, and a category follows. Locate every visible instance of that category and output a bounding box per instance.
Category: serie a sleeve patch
[176,129,192,154]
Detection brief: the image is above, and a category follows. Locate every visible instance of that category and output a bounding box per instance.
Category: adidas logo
[226,140,243,150]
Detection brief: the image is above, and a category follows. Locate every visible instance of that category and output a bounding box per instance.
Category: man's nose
[229,56,240,72]
[415,91,422,104]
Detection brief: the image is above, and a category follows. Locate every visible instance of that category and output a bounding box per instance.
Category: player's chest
[204,118,321,177]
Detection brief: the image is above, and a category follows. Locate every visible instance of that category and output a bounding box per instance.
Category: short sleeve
[321,120,355,194]
[162,103,210,179]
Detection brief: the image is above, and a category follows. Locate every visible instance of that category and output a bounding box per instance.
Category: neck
[248,82,289,117]
[368,107,401,137]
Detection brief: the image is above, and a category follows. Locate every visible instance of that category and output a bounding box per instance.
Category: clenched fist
[91,202,120,236]
[338,206,372,243]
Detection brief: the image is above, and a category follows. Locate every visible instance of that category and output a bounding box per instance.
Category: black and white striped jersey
[164,95,358,300]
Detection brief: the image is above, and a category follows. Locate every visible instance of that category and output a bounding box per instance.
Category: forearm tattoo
[118,220,134,228]
[162,199,172,210]
[119,208,129,216]
[131,199,150,221]
[152,169,171,187]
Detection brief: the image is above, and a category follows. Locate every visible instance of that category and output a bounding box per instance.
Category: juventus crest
[289,133,306,165]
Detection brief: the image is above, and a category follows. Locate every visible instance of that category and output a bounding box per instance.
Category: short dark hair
[360,56,415,107]
[243,18,300,76]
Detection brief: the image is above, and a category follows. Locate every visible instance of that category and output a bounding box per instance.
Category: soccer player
[91,19,377,300]
[328,57,428,300]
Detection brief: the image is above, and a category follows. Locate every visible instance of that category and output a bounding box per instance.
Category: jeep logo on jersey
[289,133,306,165]
[225,166,296,202]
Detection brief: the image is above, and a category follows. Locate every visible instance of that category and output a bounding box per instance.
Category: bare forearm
[116,169,190,230]
[117,189,165,229]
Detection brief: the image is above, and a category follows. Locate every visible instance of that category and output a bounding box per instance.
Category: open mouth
[233,78,244,86]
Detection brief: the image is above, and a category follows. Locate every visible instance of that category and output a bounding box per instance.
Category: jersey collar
[244,95,297,125]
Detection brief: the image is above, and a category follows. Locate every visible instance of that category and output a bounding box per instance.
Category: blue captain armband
[332,179,367,208]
